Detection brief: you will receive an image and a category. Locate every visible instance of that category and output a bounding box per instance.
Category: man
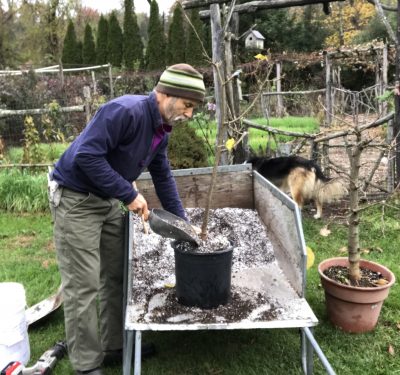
[49,64,205,374]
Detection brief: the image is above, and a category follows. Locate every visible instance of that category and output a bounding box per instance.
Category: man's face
[162,97,198,126]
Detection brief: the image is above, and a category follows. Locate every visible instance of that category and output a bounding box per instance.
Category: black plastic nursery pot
[172,242,233,309]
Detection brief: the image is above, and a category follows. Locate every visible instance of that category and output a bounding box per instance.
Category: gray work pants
[52,187,125,371]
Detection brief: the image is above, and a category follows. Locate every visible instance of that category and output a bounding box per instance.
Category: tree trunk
[347,132,362,282]
[201,3,226,239]
[395,0,400,186]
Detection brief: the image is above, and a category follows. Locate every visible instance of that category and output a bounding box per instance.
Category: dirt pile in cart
[130,208,285,323]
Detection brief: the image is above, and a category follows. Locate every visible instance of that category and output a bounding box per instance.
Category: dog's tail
[316,177,348,204]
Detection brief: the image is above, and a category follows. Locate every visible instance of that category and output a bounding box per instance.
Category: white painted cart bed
[122,164,335,375]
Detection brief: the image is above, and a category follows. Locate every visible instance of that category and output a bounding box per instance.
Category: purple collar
[151,123,172,151]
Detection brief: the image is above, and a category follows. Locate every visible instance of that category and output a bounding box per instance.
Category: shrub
[168,122,209,169]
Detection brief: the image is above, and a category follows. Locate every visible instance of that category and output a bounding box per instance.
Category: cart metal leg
[123,329,134,375]
[301,327,336,375]
[123,213,135,375]
[134,331,142,375]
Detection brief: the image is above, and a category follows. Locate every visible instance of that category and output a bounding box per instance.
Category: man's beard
[169,115,187,125]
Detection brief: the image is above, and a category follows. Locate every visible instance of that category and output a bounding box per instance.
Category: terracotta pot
[318,257,395,333]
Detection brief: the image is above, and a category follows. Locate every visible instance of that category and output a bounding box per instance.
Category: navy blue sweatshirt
[52,92,186,219]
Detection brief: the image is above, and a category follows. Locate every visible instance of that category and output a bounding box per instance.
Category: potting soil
[128,208,313,325]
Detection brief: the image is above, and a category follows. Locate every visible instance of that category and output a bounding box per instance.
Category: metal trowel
[148,208,199,246]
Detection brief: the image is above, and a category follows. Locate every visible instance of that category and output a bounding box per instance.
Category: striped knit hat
[156,64,205,102]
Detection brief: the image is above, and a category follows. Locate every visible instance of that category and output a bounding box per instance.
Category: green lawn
[0,196,399,374]
[190,115,319,156]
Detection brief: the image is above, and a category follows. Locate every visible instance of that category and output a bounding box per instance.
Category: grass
[4,143,69,164]
[190,116,319,161]
[247,116,318,154]
[0,197,399,374]
[0,169,48,212]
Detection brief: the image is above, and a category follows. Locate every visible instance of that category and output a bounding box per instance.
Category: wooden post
[231,12,240,111]
[386,119,394,192]
[324,52,332,127]
[224,15,236,121]
[230,11,247,163]
[261,93,269,119]
[108,63,114,99]
[210,3,228,165]
[382,44,388,116]
[375,52,381,114]
[83,86,92,124]
[322,58,332,172]
[91,71,97,95]
[276,61,284,117]
[58,60,64,89]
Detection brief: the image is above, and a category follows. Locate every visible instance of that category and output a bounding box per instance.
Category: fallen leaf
[306,246,315,270]
[42,260,50,269]
[375,278,389,286]
[320,226,331,237]
[338,246,347,254]
[396,322,400,330]
[164,283,175,288]
[361,248,370,254]
[388,344,395,356]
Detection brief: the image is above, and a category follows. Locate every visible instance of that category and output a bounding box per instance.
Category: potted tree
[317,124,395,333]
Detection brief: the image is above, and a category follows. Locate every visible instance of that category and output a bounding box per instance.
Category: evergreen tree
[145,1,165,70]
[167,5,186,65]
[76,41,83,64]
[96,15,109,64]
[185,9,205,66]
[123,0,143,70]
[107,11,123,68]
[239,9,295,54]
[62,20,80,65]
[82,23,96,64]
[290,6,328,52]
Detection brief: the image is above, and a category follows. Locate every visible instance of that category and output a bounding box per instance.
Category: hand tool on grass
[25,284,63,326]
[1,341,67,375]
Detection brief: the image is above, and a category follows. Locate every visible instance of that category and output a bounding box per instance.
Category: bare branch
[371,0,397,46]
[314,112,395,143]
[198,0,346,18]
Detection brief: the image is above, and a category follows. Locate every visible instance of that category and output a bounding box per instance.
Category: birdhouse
[245,30,265,50]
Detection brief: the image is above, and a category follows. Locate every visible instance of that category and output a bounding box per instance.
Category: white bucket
[0,282,30,371]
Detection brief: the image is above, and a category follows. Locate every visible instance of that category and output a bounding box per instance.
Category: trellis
[324,44,391,126]
[0,63,115,97]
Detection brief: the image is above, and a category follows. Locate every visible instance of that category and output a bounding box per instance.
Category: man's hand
[127,193,149,220]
